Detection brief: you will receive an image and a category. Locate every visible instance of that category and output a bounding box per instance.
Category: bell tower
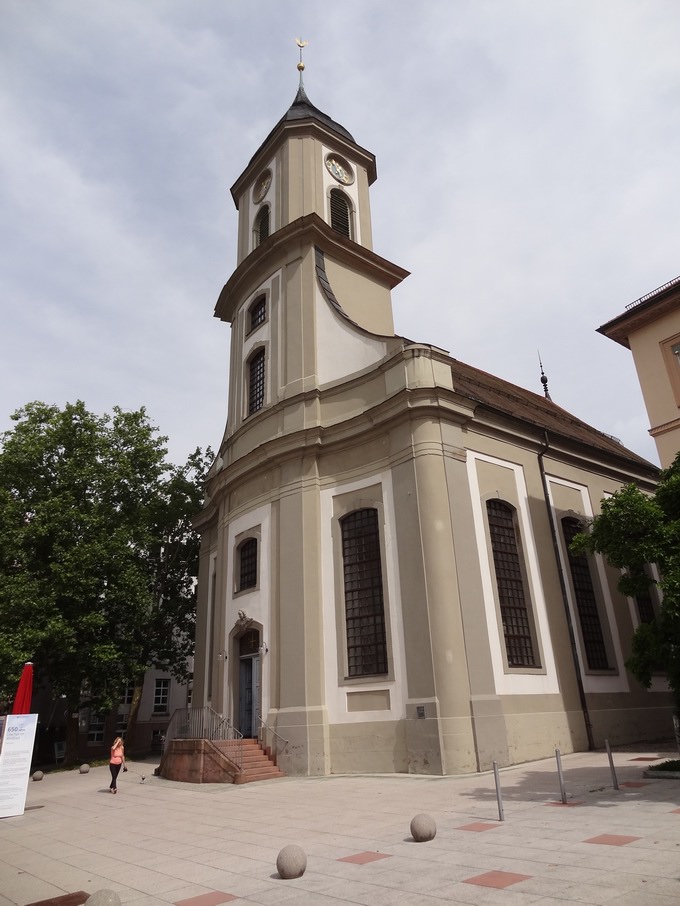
[213,48,409,448]
[194,49,409,775]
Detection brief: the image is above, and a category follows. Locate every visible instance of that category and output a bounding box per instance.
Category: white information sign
[0,714,38,819]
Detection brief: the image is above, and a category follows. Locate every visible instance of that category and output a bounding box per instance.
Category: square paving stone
[337,851,393,865]
[463,870,532,889]
[584,834,641,846]
[174,894,238,906]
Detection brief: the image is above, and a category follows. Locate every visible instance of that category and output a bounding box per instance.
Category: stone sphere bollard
[79,763,90,774]
[410,813,436,842]
[85,890,121,906]
[32,771,44,782]
[276,844,307,879]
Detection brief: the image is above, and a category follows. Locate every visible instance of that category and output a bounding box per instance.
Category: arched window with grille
[561,517,610,670]
[248,294,266,333]
[329,189,352,239]
[247,348,265,416]
[340,508,388,677]
[254,206,270,246]
[237,538,258,591]
[486,499,538,668]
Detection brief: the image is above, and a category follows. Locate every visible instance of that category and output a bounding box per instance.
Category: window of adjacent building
[248,294,266,333]
[121,683,134,705]
[247,348,265,415]
[154,678,170,713]
[87,713,104,743]
[254,206,270,246]
[238,537,258,591]
[116,715,128,740]
[661,333,680,407]
[486,499,538,668]
[340,508,388,677]
[330,189,352,239]
[561,517,610,670]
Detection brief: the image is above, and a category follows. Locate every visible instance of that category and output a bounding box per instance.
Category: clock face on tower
[253,169,272,204]
[325,154,354,186]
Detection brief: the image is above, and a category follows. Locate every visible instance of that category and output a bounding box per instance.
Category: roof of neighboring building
[446,354,656,470]
[598,274,680,348]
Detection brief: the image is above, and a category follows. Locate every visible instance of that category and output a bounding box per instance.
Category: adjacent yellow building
[598,276,680,469]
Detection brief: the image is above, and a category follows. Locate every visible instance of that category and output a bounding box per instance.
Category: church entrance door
[237,628,260,738]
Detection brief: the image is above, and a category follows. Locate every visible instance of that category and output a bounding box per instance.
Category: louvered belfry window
[341,508,388,677]
[561,517,610,670]
[238,538,258,591]
[247,348,265,415]
[486,499,537,667]
[255,206,269,245]
[330,189,351,238]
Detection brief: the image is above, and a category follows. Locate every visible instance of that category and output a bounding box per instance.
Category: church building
[192,71,666,777]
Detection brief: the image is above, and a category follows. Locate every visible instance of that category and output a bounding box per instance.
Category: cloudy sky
[2,1,679,466]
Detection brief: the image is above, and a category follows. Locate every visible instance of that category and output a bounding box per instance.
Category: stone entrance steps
[212,738,285,784]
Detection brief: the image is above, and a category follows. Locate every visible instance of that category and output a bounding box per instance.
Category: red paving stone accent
[545,801,583,807]
[584,834,641,846]
[26,895,89,906]
[629,756,662,761]
[620,781,649,788]
[456,822,499,832]
[464,870,532,889]
[671,808,680,814]
[174,894,238,906]
[338,851,392,864]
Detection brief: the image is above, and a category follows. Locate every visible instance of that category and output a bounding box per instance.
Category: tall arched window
[248,295,266,333]
[238,538,258,591]
[247,348,265,415]
[341,508,388,677]
[254,206,270,246]
[562,517,610,670]
[330,189,351,239]
[486,499,537,667]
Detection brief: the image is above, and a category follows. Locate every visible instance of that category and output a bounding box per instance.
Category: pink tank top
[110,746,124,764]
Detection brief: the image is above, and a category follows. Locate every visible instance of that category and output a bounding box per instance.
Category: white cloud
[1,0,678,468]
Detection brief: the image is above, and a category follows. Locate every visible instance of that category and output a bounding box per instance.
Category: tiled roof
[448,356,655,468]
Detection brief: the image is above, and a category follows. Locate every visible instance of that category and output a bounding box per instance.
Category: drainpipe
[538,431,595,751]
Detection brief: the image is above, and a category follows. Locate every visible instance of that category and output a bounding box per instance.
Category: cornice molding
[214,212,410,322]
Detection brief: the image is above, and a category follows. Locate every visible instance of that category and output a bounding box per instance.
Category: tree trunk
[674,711,680,755]
[125,673,145,755]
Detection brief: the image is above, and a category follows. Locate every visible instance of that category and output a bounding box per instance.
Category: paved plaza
[1,744,680,905]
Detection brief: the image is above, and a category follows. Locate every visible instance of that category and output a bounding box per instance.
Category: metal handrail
[625,274,680,310]
[164,706,244,771]
[257,715,288,757]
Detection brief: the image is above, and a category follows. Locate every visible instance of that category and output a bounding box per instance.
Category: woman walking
[109,736,126,793]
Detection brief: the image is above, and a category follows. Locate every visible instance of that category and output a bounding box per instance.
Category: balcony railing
[625,275,680,311]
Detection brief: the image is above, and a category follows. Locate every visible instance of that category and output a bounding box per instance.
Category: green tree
[0,401,211,761]
[571,453,680,747]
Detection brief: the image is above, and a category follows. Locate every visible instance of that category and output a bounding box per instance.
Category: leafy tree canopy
[572,453,680,709]
[0,401,211,738]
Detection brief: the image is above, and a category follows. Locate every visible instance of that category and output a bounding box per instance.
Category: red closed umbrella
[11,662,34,714]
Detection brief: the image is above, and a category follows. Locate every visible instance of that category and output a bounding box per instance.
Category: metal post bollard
[493,760,505,821]
[605,739,619,790]
[555,748,567,804]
